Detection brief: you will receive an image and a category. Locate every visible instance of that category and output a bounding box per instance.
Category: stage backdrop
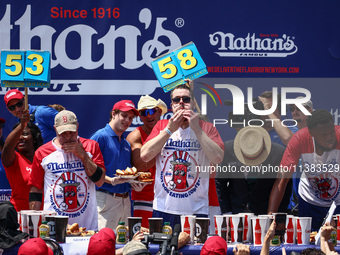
[0,0,339,141]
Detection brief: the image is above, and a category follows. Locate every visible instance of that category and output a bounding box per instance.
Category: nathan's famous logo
[309,173,339,201]
[209,32,298,57]
[53,172,87,212]
[0,5,181,71]
[163,151,199,193]
[198,84,312,128]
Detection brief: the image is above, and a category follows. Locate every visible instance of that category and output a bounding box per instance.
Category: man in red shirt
[127,95,167,228]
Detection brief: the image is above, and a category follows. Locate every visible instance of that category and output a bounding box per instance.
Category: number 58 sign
[1,50,50,88]
[151,42,208,93]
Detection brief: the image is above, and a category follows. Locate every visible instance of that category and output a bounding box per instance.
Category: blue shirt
[29,104,59,143]
[90,123,131,193]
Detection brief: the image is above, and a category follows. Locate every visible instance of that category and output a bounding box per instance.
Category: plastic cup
[54,215,69,243]
[230,215,243,243]
[128,217,142,240]
[148,218,163,234]
[180,215,196,243]
[296,217,312,245]
[195,218,210,243]
[252,216,269,246]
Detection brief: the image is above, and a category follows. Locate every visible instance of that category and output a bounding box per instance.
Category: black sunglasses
[171,96,191,104]
[0,123,4,129]
[140,108,157,117]
[8,100,24,111]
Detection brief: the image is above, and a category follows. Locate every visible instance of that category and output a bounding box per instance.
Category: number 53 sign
[1,50,50,88]
[151,42,208,93]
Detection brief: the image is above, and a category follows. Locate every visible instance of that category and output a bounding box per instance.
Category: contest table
[59,242,340,255]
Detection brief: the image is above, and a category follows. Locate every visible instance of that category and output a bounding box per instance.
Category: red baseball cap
[87,228,116,255]
[18,238,53,255]
[0,118,5,123]
[112,100,139,116]
[200,236,227,255]
[4,89,24,106]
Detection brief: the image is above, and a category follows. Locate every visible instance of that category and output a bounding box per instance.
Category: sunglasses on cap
[171,96,191,104]
[8,100,24,111]
[140,108,158,117]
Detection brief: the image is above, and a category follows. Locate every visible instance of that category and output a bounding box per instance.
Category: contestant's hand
[131,182,147,192]
[167,109,186,133]
[111,177,131,186]
[19,109,30,127]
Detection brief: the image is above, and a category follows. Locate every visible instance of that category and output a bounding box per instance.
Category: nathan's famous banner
[0,0,339,141]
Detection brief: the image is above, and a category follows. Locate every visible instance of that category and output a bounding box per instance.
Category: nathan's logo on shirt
[308,172,340,201]
[47,160,84,171]
[164,138,202,151]
[160,151,201,198]
[50,171,90,217]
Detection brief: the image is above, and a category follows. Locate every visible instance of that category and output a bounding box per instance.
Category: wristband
[29,192,43,202]
[89,166,103,183]
[164,127,173,136]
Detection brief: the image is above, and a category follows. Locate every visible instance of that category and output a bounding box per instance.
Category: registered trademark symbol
[175,18,185,28]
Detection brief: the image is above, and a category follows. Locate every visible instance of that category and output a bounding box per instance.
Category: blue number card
[151,42,208,93]
[1,50,50,88]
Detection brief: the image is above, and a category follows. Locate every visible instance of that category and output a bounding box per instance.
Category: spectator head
[300,248,325,255]
[289,97,313,129]
[110,100,138,135]
[54,110,78,135]
[307,110,336,152]
[13,122,43,151]
[137,95,167,131]
[18,238,53,255]
[87,228,115,255]
[234,126,271,166]
[200,236,227,255]
[4,89,25,118]
[54,110,79,146]
[48,104,66,112]
[123,240,150,255]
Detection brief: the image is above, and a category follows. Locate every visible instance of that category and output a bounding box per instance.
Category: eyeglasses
[171,96,191,104]
[8,100,24,111]
[140,108,158,117]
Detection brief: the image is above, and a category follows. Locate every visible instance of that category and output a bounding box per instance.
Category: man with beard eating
[268,109,340,231]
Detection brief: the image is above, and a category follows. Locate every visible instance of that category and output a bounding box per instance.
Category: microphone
[170,224,180,255]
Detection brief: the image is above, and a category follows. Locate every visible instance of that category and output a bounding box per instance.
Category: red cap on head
[18,238,53,255]
[0,118,5,123]
[200,236,227,255]
[87,228,116,255]
[4,89,24,106]
[112,100,139,116]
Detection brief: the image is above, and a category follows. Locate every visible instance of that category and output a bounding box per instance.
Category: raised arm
[267,169,293,214]
[2,110,30,167]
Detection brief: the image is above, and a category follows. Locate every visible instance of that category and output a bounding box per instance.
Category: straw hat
[234,126,271,166]
[137,95,167,116]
